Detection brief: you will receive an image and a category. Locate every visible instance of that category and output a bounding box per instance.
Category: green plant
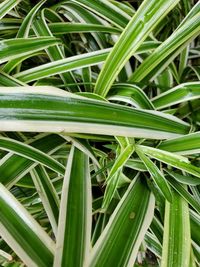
[0,0,200,266]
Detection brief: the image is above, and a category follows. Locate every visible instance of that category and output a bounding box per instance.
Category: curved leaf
[0,183,55,267]
[0,87,189,139]
[0,37,60,64]
[89,177,155,267]
[94,0,181,97]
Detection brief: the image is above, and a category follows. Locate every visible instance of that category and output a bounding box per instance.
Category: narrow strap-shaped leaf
[102,139,135,210]
[108,83,154,109]
[0,0,21,20]
[161,189,191,267]
[48,22,121,34]
[15,42,160,83]
[30,165,60,236]
[150,216,164,244]
[158,132,200,155]
[0,137,65,175]
[129,13,200,83]
[192,241,200,264]
[0,18,21,30]
[190,210,200,247]
[102,144,135,209]
[17,0,46,38]
[136,146,172,202]
[89,177,155,267]
[59,2,109,49]
[102,171,121,211]
[152,82,200,109]
[33,10,79,92]
[61,135,100,167]
[166,176,200,214]
[0,71,25,86]
[15,48,110,82]
[166,170,200,186]
[125,158,146,172]
[138,145,200,178]
[0,87,190,139]
[94,0,181,97]
[0,37,60,64]
[177,1,200,28]
[53,146,92,267]
[0,134,65,188]
[2,51,45,74]
[62,0,130,28]
[0,183,55,267]
[107,144,135,182]
[144,231,162,258]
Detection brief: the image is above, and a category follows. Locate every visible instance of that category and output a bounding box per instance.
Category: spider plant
[0,0,200,266]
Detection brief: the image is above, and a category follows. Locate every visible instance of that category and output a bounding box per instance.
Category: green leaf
[0,248,12,262]
[166,170,200,186]
[138,145,200,178]
[108,83,154,109]
[89,177,155,267]
[190,210,200,247]
[144,231,162,258]
[48,22,121,34]
[30,165,60,235]
[152,82,200,109]
[161,189,191,267]
[0,183,55,267]
[125,158,147,172]
[16,0,46,38]
[158,132,200,155]
[2,51,45,74]
[107,144,135,181]
[94,0,181,97]
[136,146,172,202]
[129,13,200,83]
[0,87,190,139]
[0,134,65,188]
[15,42,160,83]
[33,10,79,92]
[0,0,21,20]
[0,37,60,64]
[15,49,109,82]
[0,71,25,86]
[166,176,200,214]
[53,146,92,267]
[102,144,135,209]
[58,0,130,28]
[0,137,65,175]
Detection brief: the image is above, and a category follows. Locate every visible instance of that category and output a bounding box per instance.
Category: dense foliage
[0,0,200,266]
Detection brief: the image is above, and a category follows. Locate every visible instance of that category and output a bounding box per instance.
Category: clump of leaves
[0,0,200,266]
